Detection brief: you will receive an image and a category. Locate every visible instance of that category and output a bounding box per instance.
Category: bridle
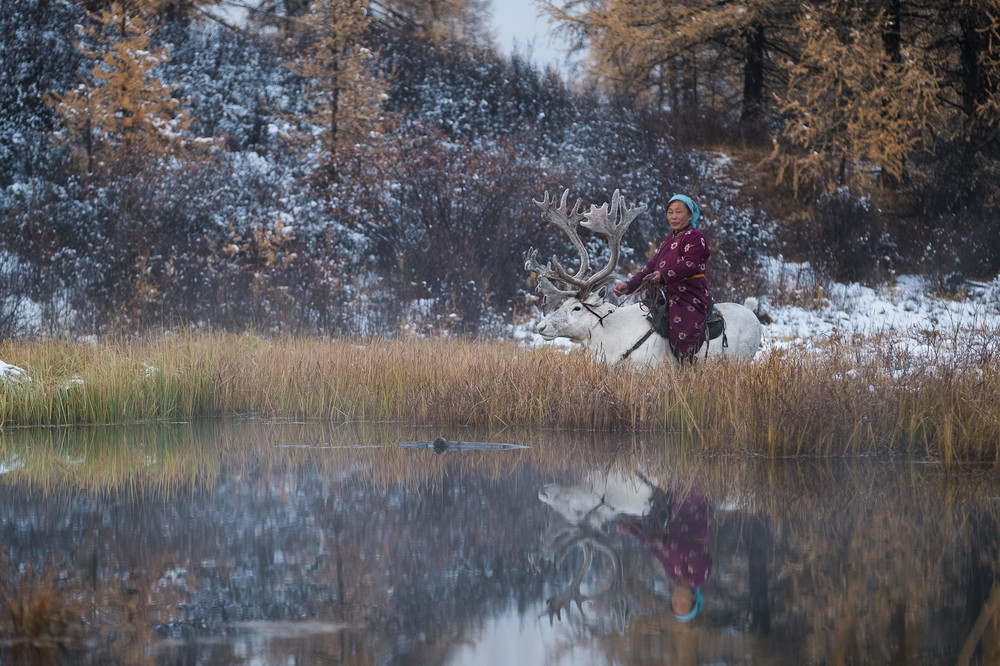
[579,299,613,327]
[573,295,657,365]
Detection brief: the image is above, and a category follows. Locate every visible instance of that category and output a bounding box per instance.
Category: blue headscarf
[668,194,700,228]
[675,587,704,622]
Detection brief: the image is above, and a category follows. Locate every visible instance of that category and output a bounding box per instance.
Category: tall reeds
[0,545,89,658]
[1,331,999,465]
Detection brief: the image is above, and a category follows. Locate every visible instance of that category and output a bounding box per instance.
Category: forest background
[1,0,998,340]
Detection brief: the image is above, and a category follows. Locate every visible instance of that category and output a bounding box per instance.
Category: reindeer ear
[584,287,607,304]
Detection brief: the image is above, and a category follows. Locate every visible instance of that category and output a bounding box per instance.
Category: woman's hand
[613,282,629,297]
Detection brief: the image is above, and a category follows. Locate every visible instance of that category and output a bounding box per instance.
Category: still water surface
[1,419,998,665]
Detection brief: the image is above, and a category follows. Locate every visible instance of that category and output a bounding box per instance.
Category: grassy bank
[1,332,998,466]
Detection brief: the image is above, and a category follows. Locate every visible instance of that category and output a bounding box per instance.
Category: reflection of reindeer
[536,472,663,633]
[541,523,640,633]
[538,471,655,530]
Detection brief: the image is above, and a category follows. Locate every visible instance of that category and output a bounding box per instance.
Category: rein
[608,282,664,364]
[617,277,715,363]
[619,327,655,363]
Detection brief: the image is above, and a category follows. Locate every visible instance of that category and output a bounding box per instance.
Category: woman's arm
[622,243,668,293]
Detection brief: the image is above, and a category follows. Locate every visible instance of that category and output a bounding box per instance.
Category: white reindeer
[538,470,657,530]
[524,189,762,367]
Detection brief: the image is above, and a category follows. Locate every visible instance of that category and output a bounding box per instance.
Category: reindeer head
[534,290,610,342]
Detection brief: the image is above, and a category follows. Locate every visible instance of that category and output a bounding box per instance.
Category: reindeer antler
[525,188,647,308]
[532,189,590,281]
[522,248,581,307]
[579,189,647,290]
[523,190,591,309]
[541,526,643,632]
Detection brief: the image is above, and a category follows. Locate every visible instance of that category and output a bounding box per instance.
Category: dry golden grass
[0,546,89,659]
[1,331,999,465]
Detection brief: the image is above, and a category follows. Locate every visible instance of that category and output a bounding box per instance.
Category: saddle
[705,306,725,342]
[642,285,727,357]
[642,285,671,339]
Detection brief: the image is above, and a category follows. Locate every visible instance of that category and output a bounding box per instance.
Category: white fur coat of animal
[537,295,762,367]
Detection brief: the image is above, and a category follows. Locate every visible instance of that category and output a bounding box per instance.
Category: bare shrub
[792,190,900,285]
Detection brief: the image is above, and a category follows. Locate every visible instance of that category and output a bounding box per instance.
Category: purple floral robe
[619,490,713,589]
[624,225,711,356]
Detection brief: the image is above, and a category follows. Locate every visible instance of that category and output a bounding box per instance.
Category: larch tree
[928,0,1000,144]
[768,2,943,198]
[541,0,798,135]
[734,0,801,132]
[382,0,493,47]
[47,1,192,179]
[920,0,1000,214]
[284,0,390,170]
[540,0,721,106]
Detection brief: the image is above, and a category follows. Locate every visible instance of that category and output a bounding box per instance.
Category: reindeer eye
[572,305,582,312]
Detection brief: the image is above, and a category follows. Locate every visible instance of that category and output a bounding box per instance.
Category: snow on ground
[1,267,998,375]
[0,360,26,383]
[757,263,1000,365]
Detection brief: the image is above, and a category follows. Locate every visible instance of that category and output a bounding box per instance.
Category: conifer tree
[383,0,493,46]
[542,0,797,135]
[926,0,1000,144]
[284,0,390,167]
[47,1,191,178]
[920,0,1000,228]
[769,2,943,197]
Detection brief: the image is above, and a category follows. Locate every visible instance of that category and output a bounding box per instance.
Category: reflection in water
[536,473,715,635]
[1,420,999,664]
[536,471,657,634]
[616,483,712,623]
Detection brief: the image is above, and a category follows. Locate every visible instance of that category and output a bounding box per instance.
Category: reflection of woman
[612,194,711,360]
[617,487,713,622]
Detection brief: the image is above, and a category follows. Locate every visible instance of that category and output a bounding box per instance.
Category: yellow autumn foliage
[283,0,391,162]
[770,3,945,196]
[47,2,193,177]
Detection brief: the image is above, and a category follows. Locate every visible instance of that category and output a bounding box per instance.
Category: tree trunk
[881,0,902,63]
[740,22,765,135]
[958,6,988,142]
[330,58,340,176]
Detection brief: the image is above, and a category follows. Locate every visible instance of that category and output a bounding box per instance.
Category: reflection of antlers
[524,189,647,308]
[602,557,638,634]
[542,524,641,633]
[546,534,593,622]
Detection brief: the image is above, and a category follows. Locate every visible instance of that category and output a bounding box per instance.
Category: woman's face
[671,582,695,615]
[667,200,693,232]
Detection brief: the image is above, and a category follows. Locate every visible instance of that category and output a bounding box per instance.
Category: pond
[1,419,999,665]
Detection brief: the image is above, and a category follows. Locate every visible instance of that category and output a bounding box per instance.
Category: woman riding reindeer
[613,195,711,362]
[525,189,760,366]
